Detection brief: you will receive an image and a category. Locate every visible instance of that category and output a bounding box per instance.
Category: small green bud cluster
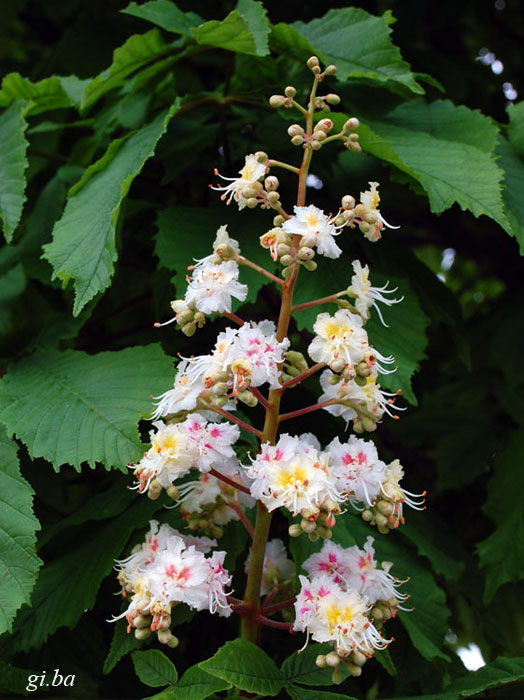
[163,300,206,337]
[369,597,400,628]
[362,497,403,533]
[281,350,308,384]
[184,508,225,539]
[315,648,370,681]
[288,499,341,541]
[131,612,180,648]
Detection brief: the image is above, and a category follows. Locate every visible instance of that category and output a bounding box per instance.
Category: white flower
[359,182,399,241]
[245,539,295,595]
[293,574,389,654]
[152,358,206,419]
[308,309,368,372]
[302,541,350,586]
[226,322,289,391]
[318,370,358,426]
[350,260,403,326]
[343,537,409,606]
[244,434,339,516]
[213,224,240,257]
[113,522,232,629]
[380,459,426,524]
[184,413,240,472]
[327,436,386,508]
[282,204,344,259]
[185,259,248,314]
[211,154,266,210]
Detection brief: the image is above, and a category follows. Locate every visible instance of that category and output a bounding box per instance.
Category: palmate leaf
[81,30,170,110]
[131,650,178,687]
[495,135,524,253]
[194,10,266,56]
[273,7,423,95]
[0,345,173,471]
[199,639,284,696]
[9,496,159,652]
[122,0,203,36]
[0,427,42,635]
[0,74,87,115]
[43,106,177,316]
[0,100,29,243]
[341,100,509,231]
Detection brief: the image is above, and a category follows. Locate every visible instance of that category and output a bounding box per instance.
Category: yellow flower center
[324,321,350,338]
[154,434,179,454]
[325,603,354,632]
[307,213,319,228]
[277,464,308,490]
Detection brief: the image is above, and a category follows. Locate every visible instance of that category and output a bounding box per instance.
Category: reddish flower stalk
[225,500,255,537]
[209,468,251,495]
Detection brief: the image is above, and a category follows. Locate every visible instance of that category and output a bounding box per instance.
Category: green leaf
[291,8,424,94]
[0,345,173,471]
[122,1,202,36]
[508,100,524,158]
[199,639,284,696]
[477,511,524,603]
[352,100,509,230]
[0,101,29,243]
[0,427,42,635]
[235,0,270,56]
[496,135,524,253]
[43,106,177,315]
[9,496,159,651]
[81,30,169,110]
[374,648,397,676]
[392,657,524,699]
[194,11,264,56]
[0,74,85,115]
[287,686,357,700]
[155,206,278,305]
[103,620,142,674]
[132,649,178,687]
[171,663,232,699]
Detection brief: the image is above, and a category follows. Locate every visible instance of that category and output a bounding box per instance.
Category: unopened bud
[362,509,374,522]
[353,419,364,433]
[302,259,317,272]
[276,243,291,256]
[214,395,228,408]
[354,375,367,387]
[327,374,340,385]
[351,651,367,667]
[267,191,280,204]
[371,606,383,621]
[280,254,293,266]
[346,663,362,677]
[362,417,377,432]
[273,215,285,226]
[317,118,333,132]
[311,140,322,150]
[298,246,315,260]
[284,365,301,378]
[167,635,179,648]
[289,523,303,537]
[326,652,340,667]
[308,530,320,542]
[134,627,151,640]
[287,124,304,137]
[212,381,229,396]
[265,176,279,191]
[307,56,320,69]
[334,214,346,227]
[316,654,327,668]
[312,130,327,141]
[181,322,196,337]
[359,222,371,234]
[282,266,294,279]
[342,194,356,210]
[176,309,195,326]
[317,525,333,539]
[255,151,268,162]
[238,390,258,407]
[376,513,388,529]
[166,485,179,501]
[377,500,394,516]
[284,86,296,97]
[301,518,317,533]
[246,197,258,209]
[171,299,187,313]
[269,94,286,108]
[344,117,360,132]
[134,614,152,629]
[325,93,341,105]
[291,134,304,146]
[324,64,337,75]
[286,350,308,372]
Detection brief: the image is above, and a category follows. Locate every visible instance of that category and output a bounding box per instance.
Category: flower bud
[280,254,293,266]
[291,134,304,146]
[301,518,317,533]
[359,222,371,234]
[214,395,229,408]
[176,309,195,326]
[133,614,152,629]
[302,260,318,272]
[316,655,327,668]
[351,651,367,667]
[273,215,285,227]
[307,56,320,69]
[325,93,341,105]
[312,65,322,75]
[170,299,187,313]
[284,86,296,97]
[265,175,279,191]
[166,485,179,501]
[316,525,333,539]
[238,389,258,407]
[311,140,322,150]
[344,117,360,132]
[255,151,268,162]
[312,130,327,142]
[276,243,291,256]
[327,374,340,385]
[212,381,229,396]
[326,652,340,667]
[246,197,258,209]
[363,417,377,432]
[371,606,383,621]
[297,246,315,260]
[269,94,286,108]
[288,523,303,537]
[284,365,301,378]
[282,266,294,279]
[334,214,346,227]
[134,627,151,640]
[308,530,320,542]
[341,194,356,210]
[267,191,280,204]
[324,64,337,75]
[286,350,309,372]
[287,124,304,138]
[346,663,362,677]
[354,375,367,387]
[362,509,374,522]
[181,322,196,337]
[167,634,179,648]
[353,419,364,433]
[300,234,317,248]
[317,118,333,132]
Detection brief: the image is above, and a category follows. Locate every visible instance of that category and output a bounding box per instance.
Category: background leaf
[0,100,29,243]
[131,649,178,687]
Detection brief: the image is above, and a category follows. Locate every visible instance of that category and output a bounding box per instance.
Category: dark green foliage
[1,1,524,699]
